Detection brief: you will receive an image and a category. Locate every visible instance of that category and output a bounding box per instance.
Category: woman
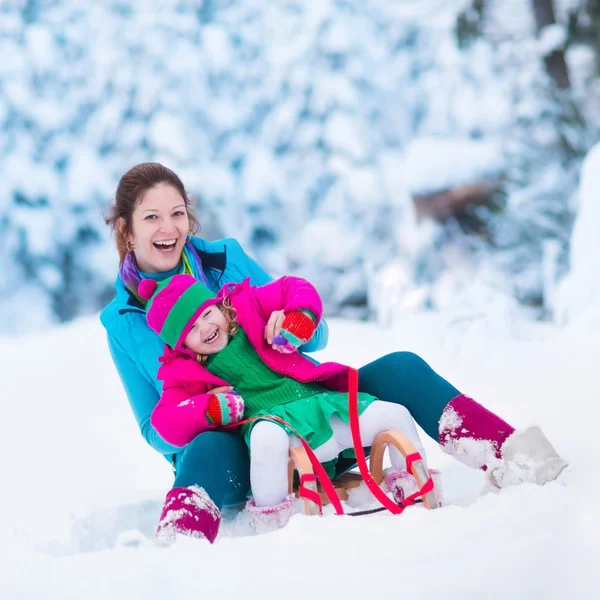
[102,162,566,540]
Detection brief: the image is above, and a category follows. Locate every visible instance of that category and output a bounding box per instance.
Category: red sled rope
[225,366,433,515]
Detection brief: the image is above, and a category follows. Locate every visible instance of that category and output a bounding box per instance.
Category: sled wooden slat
[288,450,363,514]
[288,430,441,515]
[288,447,321,515]
[369,430,441,510]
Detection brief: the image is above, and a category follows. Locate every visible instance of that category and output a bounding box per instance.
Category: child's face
[183,305,229,355]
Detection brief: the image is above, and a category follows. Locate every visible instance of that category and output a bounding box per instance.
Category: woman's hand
[264,310,285,346]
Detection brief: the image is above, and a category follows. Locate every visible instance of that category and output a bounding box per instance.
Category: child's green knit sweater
[205,328,376,450]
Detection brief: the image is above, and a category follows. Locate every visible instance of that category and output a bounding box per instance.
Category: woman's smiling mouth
[153,239,178,251]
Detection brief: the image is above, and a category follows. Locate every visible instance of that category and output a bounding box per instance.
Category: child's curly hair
[195,295,239,365]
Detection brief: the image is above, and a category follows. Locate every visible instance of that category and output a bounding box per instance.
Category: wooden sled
[288,430,441,515]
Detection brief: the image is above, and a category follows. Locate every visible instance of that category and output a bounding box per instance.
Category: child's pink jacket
[151,276,350,447]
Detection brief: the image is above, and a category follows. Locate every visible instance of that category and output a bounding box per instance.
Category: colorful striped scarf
[120,239,211,306]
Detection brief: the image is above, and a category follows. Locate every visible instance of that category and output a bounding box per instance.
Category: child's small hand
[206,391,245,426]
[264,310,285,345]
[272,310,317,353]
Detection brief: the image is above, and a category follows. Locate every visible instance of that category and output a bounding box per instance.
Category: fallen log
[412,180,502,223]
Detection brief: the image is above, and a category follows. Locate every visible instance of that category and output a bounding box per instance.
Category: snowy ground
[0,305,598,599]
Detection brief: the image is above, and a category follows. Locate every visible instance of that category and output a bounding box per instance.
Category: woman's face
[127,183,190,273]
[184,305,229,356]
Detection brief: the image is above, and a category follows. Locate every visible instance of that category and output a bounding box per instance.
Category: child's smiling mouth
[204,330,220,344]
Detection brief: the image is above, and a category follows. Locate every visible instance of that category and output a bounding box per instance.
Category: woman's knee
[382,351,432,378]
[188,429,244,451]
[181,429,249,467]
[359,351,432,388]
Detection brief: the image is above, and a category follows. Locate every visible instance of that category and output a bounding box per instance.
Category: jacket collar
[196,247,226,272]
[116,244,227,315]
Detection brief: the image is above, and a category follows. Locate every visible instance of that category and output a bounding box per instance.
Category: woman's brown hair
[105,162,201,262]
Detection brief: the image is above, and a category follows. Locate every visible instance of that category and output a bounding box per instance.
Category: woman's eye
[173,211,186,217]
[203,310,211,318]
[144,214,157,220]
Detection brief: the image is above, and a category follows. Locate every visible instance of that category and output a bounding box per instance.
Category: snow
[538,24,567,56]
[2,1,599,332]
[323,112,369,161]
[240,147,285,205]
[289,218,363,270]
[1,4,600,591]
[24,24,57,71]
[148,113,192,161]
[0,301,597,598]
[202,26,234,69]
[555,142,600,324]
[402,137,504,195]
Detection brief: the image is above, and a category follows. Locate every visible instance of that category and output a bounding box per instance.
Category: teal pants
[174,351,460,508]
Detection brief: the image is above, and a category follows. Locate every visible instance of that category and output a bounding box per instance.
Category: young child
[139,274,440,542]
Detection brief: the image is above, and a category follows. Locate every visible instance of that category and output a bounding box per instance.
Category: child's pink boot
[155,485,221,545]
[245,493,297,534]
[385,468,444,505]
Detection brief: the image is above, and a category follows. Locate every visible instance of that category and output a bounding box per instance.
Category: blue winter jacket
[100,237,329,464]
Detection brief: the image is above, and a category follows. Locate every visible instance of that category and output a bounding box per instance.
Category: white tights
[249,401,426,507]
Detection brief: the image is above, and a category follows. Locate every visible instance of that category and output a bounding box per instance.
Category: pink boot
[385,468,444,505]
[156,485,221,544]
[245,494,297,535]
[439,395,567,487]
[438,394,514,469]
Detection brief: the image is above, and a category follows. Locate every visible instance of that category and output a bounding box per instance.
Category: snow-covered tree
[0,0,598,332]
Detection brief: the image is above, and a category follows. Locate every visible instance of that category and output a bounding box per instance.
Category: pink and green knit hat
[138,274,217,349]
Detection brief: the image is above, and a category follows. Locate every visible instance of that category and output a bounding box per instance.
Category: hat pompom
[138,278,158,300]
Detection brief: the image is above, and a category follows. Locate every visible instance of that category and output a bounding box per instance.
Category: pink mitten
[206,392,245,426]
[272,310,317,353]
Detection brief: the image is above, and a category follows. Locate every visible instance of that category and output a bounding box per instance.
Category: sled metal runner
[288,367,441,516]
[289,429,440,516]
[227,367,441,517]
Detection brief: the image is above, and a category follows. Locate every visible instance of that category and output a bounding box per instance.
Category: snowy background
[2,1,600,597]
[1,270,598,598]
[1,0,600,332]
[1,144,599,598]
